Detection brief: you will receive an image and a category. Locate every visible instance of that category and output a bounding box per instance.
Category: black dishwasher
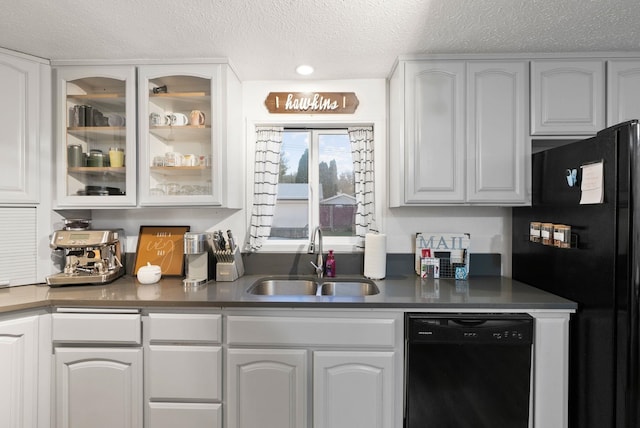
[405,313,534,428]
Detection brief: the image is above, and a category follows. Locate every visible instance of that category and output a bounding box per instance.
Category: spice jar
[529,222,542,243]
[554,224,571,248]
[541,223,554,245]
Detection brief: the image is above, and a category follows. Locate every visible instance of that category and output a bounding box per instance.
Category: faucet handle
[310,261,324,278]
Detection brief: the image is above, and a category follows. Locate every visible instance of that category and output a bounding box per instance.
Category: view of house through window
[269,129,356,240]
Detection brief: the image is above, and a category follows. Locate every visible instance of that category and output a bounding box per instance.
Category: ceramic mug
[149,112,169,126]
[170,113,189,126]
[189,110,206,126]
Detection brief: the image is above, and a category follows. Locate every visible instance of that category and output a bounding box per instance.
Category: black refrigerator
[512,120,640,428]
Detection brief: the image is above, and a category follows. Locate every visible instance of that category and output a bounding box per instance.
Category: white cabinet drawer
[148,345,222,401]
[227,316,396,347]
[52,313,141,344]
[148,402,221,428]
[147,313,221,343]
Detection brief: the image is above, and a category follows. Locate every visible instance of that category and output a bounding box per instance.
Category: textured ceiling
[2,0,640,80]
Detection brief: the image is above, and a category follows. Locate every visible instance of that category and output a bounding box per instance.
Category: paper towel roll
[364,232,386,279]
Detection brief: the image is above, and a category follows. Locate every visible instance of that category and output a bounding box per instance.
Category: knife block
[215,247,244,282]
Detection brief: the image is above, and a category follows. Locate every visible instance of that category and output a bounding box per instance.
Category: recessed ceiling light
[296,65,314,76]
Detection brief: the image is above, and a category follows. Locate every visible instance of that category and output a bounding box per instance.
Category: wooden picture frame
[133,225,190,275]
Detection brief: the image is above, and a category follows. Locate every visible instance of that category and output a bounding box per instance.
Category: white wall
[91,78,513,275]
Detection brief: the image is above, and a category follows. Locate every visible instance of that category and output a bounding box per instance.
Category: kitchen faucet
[308,226,324,278]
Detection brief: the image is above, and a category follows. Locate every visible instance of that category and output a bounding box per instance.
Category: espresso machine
[46,228,125,286]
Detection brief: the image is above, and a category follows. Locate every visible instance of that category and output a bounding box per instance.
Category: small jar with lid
[554,224,571,248]
[529,222,542,243]
[541,223,554,245]
[87,149,105,167]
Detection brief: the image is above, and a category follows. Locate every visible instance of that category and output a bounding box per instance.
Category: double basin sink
[247,276,380,297]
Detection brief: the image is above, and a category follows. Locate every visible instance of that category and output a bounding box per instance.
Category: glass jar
[541,223,554,245]
[86,150,105,167]
[554,224,571,248]
[529,222,542,243]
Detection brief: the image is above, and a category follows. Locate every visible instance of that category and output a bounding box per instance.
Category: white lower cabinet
[225,312,402,428]
[0,313,39,428]
[52,310,143,428]
[144,312,223,428]
[227,348,308,428]
[313,351,394,428]
[55,347,143,428]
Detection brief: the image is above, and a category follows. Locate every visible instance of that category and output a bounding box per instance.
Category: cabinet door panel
[148,345,221,400]
[55,347,143,428]
[531,60,604,135]
[314,351,395,428]
[53,65,137,208]
[607,60,640,126]
[404,61,465,203]
[0,316,38,428]
[227,348,307,428]
[0,53,39,203]
[467,61,528,203]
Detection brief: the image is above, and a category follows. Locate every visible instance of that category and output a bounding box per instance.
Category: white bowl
[137,263,162,284]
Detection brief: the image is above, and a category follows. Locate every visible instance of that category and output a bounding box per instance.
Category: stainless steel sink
[319,281,379,296]
[247,278,318,295]
[247,277,379,297]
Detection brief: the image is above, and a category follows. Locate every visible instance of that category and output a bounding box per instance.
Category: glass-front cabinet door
[138,65,223,206]
[54,66,137,208]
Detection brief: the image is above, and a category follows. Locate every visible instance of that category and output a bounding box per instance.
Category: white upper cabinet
[466,61,528,203]
[138,63,243,208]
[531,60,605,135]
[389,60,466,205]
[607,60,640,126]
[389,58,529,206]
[0,51,41,204]
[53,65,137,208]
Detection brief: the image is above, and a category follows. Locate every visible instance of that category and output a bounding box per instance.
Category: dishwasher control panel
[406,313,533,345]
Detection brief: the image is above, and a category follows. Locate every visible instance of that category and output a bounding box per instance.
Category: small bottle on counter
[325,250,336,277]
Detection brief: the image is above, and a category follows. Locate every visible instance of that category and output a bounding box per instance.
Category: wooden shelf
[150,166,211,176]
[68,166,126,176]
[67,127,126,140]
[67,94,126,110]
[68,93,124,100]
[150,91,208,98]
[149,125,211,141]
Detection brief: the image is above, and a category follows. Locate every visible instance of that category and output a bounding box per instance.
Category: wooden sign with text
[134,225,190,275]
[264,92,359,114]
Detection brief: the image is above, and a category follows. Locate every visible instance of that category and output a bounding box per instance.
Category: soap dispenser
[325,250,336,277]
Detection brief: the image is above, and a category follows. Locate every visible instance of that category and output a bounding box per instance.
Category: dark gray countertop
[0,274,577,314]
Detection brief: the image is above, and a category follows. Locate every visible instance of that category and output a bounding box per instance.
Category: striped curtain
[247,126,284,251]
[349,126,378,249]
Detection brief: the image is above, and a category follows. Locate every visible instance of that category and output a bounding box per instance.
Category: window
[269,129,356,242]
